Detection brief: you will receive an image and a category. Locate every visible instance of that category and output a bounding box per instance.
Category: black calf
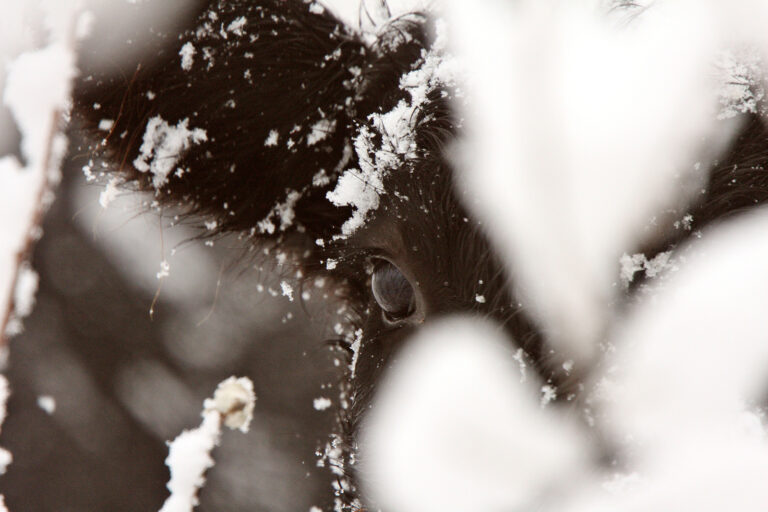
[73,1,768,510]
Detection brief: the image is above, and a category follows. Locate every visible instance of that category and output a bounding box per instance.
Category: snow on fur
[133,116,207,189]
[327,20,456,236]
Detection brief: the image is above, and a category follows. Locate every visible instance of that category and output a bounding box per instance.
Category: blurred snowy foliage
[2,1,768,511]
[359,1,768,511]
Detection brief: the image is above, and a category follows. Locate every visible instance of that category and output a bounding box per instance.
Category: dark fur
[73,1,768,510]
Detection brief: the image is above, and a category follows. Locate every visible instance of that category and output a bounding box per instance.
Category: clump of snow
[257,190,302,234]
[159,376,255,512]
[716,48,766,120]
[309,3,325,15]
[307,118,336,146]
[280,281,294,302]
[474,294,485,303]
[12,263,38,319]
[618,250,677,289]
[204,376,255,433]
[98,118,114,131]
[326,163,383,235]
[37,395,56,415]
[99,177,120,208]
[159,409,220,512]
[179,42,196,71]
[226,16,247,37]
[540,384,557,407]
[133,116,207,188]
[264,129,279,147]
[327,20,456,236]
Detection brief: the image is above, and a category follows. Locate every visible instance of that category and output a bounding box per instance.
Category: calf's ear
[74,0,378,244]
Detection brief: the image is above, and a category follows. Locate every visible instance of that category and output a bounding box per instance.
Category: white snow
[37,395,56,415]
[179,42,196,71]
[0,4,78,340]
[264,129,279,147]
[280,281,294,302]
[226,16,247,37]
[98,118,114,131]
[307,118,336,146]
[313,397,332,411]
[326,21,456,236]
[99,177,120,208]
[133,116,207,188]
[257,190,302,234]
[443,0,768,365]
[359,317,588,512]
[157,260,171,280]
[159,377,255,512]
[619,251,677,289]
[0,375,10,479]
[205,376,255,433]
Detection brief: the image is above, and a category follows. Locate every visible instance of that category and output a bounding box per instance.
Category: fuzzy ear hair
[74,0,425,244]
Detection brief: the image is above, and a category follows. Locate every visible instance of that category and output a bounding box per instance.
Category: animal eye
[371,260,415,322]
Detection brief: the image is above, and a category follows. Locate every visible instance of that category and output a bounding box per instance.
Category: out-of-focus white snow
[36,395,56,415]
[359,317,589,512]
[0,374,11,512]
[359,3,768,511]
[598,209,768,454]
[445,0,768,366]
[0,23,76,339]
[159,376,255,512]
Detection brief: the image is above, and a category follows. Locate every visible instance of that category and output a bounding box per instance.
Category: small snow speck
[475,294,486,304]
[280,281,294,301]
[264,129,279,147]
[156,260,170,280]
[326,258,337,270]
[179,42,196,71]
[313,397,332,411]
[540,385,557,407]
[37,395,56,414]
[98,119,114,131]
[226,16,247,36]
[99,177,120,208]
[309,3,325,15]
[307,118,336,146]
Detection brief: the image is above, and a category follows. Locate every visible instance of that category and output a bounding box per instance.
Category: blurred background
[1,151,343,511]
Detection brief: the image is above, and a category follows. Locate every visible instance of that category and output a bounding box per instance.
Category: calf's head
[73,0,768,510]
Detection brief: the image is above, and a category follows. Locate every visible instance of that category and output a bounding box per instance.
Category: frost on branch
[0,30,76,341]
[159,376,255,512]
